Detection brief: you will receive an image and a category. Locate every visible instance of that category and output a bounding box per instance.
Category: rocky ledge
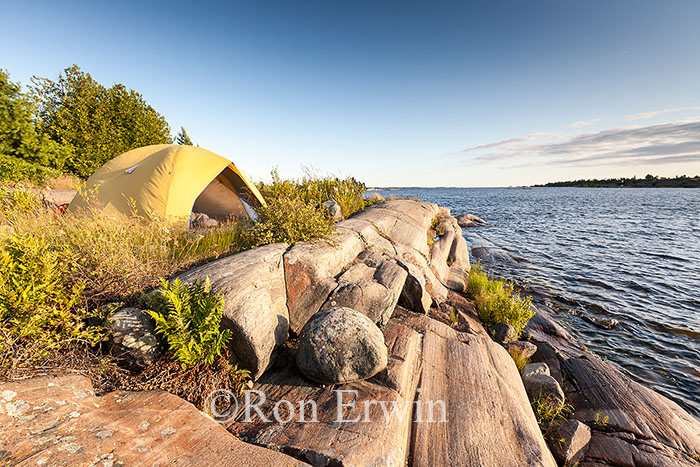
[2,199,699,466]
[526,307,700,466]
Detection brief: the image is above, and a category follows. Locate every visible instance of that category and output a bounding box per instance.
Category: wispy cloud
[567,119,599,128]
[625,106,700,120]
[461,136,537,153]
[461,119,700,168]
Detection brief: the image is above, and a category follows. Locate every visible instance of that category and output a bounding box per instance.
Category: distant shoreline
[534,175,700,188]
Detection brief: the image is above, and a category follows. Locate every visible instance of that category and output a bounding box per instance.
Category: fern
[147,278,231,369]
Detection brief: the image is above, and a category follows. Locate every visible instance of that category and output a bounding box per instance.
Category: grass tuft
[508,347,531,373]
[466,263,534,335]
[531,392,574,442]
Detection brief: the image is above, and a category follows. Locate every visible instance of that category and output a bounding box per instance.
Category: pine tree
[176,126,193,146]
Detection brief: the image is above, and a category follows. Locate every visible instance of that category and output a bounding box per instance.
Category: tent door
[191,172,248,221]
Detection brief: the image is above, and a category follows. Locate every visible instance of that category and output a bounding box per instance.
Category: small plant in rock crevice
[593,412,609,429]
[679,449,700,462]
[508,347,530,373]
[531,392,574,441]
[449,306,460,326]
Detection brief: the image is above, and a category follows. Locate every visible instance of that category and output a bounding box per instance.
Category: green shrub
[0,233,105,367]
[147,278,231,369]
[294,169,368,218]
[247,194,334,245]
[0,69,70,183]
[249,169,371,244]
[0,154,61,183]
[257,169,370,218]
[1,186,42,221]
[467,263,534,334]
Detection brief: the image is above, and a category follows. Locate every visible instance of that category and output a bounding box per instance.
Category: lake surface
[372,187,700,419]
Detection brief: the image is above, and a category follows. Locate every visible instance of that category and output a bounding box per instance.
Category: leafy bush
[250,169,371,244]
[247,194,334,245]
[1,186,42,221]
[0,154,61,183]
[146,278,231,369]
[0,233,105,368]
[467,263,534,334]
[257,169,370,217]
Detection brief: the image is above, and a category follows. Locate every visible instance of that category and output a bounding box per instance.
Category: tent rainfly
[68,144,266,225]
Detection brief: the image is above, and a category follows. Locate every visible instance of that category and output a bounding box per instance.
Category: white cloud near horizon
[567,119,599,128]
[461,119,700,169]
[625,106,700,120]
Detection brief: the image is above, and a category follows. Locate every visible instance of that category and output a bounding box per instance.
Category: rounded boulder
[296,307,388,385]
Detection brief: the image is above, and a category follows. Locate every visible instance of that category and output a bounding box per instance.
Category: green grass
[466,263,535,335]
[508,347,531,373]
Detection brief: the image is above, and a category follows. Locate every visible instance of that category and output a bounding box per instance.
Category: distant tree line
[0,65,195,182]
[535,174,700,188]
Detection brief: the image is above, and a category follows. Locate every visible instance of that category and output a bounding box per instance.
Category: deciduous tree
[0,69,68,181]
[31,65,172,177]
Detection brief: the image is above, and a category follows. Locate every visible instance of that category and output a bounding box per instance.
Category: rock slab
[0,375,307,466]
[228,322,423,466]
[283,230,364,334]
[401,312,557,467]
[548,419,591,464]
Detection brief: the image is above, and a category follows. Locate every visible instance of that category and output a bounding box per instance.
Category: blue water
[373,187,700,419]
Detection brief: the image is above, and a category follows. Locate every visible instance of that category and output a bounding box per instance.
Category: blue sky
[2,0,700,186]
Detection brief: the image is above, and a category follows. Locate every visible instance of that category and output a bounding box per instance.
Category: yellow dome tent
[68,144,266,225]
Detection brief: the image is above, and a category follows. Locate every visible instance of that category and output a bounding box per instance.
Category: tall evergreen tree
[176,126,193,146]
